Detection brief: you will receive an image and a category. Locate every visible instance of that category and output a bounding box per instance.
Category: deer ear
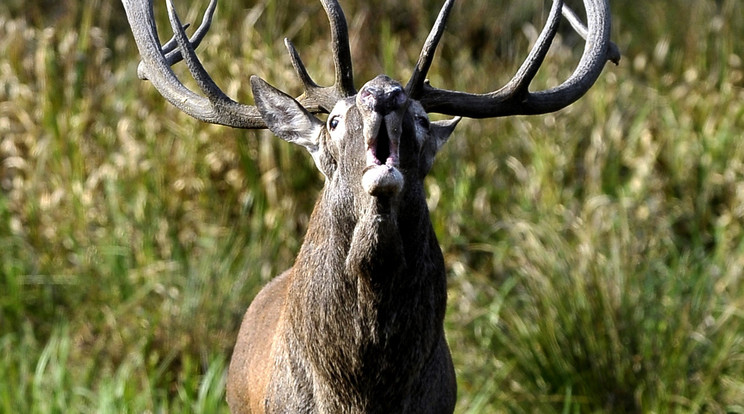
[251,76,324,154]
[421,117,461,176]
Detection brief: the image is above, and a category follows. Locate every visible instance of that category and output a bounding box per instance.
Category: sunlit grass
[1,0,743,412]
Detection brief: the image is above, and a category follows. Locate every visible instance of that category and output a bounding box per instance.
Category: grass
[1,0,743,412]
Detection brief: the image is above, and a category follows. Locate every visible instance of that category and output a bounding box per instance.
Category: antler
[408,0,620,118]
[134,0,216,81]
[285,0,356,112]
[121,0,356,128]
[124,0,618,125]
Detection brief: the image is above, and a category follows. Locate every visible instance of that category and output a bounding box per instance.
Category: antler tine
[123,0,266,128]
[562,4,621,65]
[321,0,356,97]
[285,39,343,113]
[282,0,356,112]
[406,0,456,99]
[418,0,620,118]
[136,0,216,81]
[496,0,563,100]
[164,1,231,106]
[285,39,324,113]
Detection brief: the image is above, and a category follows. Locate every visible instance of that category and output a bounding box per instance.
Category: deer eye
[328,116,341,131]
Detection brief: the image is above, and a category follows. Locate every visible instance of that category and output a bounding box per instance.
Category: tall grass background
[1,0,743,412]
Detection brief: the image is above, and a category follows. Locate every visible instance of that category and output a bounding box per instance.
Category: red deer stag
[122,0,619,412]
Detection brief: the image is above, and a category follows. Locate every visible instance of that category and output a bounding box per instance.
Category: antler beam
[121,0,357,128]
[410,0,620,118]
[124,0,619,125]
[122,0,265,128]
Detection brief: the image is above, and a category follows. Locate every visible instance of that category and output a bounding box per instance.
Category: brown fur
[226,77,458,413]
[120,0,616,411]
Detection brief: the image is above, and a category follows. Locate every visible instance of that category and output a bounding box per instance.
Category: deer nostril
[359,87,379,111]
[358,83,406,115]
[386,86,406,110]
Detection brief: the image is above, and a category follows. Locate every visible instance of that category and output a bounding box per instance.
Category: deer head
[121,0,619,412]
[250,74,459,211]
[122,0,618,219]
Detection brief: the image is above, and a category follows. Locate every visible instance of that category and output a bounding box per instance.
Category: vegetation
[1,0,743,412]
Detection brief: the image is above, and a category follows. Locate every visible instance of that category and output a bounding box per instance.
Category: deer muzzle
[358,76,407,197]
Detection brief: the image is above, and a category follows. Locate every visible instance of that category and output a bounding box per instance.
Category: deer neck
[285,182,446,402]
[295,179,435,299]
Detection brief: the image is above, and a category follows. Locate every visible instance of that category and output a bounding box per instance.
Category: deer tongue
[362,112,403,197]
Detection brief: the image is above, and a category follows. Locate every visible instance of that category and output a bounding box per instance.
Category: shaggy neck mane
[284,183,446,410]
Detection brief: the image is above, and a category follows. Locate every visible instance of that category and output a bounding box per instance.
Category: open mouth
[362,115,403,197]
[366,118,399,168]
